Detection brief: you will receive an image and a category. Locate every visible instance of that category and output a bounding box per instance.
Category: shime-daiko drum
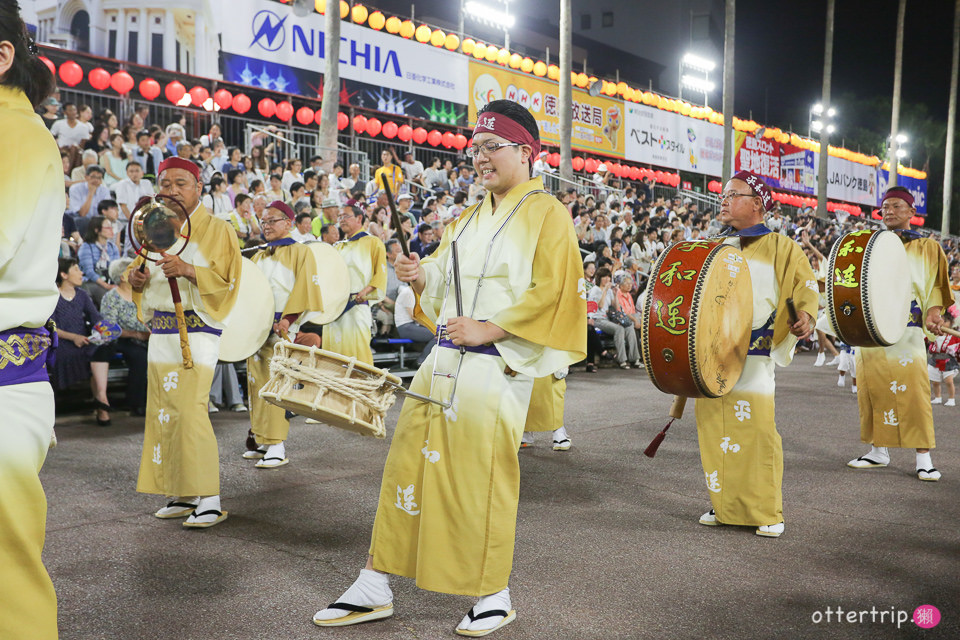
[823,229,911,347]
[642,240,753,398]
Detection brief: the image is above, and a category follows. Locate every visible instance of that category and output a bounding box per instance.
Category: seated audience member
[292,212,317,242]
[394,283,436,367]
[587,267,640,369]
[52,258,115,425]
[77,215,120,307]
[101,258,150,416]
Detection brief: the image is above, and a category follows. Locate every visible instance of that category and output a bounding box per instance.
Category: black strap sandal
[466,608,509,622]
[165,500,199,510]
[326,602,375,613]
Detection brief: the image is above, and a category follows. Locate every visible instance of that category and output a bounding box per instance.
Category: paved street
[43,352,958,639]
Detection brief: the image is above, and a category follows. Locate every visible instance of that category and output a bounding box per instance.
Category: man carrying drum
[321,204,387,365]
[696,170,818,538]
[313,99,586,636]
[241,201,324,468]
[128,157,242,529]
[847,186,951,481]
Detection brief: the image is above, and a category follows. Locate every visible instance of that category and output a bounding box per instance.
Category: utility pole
[943,0,960,235]
[318,1,341,173]
[559,0,573,182]
[721,0,735,184]
[887,0,907,189]
[816,0,835,220]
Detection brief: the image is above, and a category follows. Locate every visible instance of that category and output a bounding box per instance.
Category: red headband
[474,111,541,159]
[268,200,295,220]
[732,170,774,211]
[158,157,200,182]
[880,188,915,208]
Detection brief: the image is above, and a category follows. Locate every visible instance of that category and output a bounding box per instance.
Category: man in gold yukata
[0,7,63,636]
[696,170,818,538]
[846,186,951,481]
[242,200,324,469]
[128,157,241,529]
[313,99,586,636]
[321,204,387,365]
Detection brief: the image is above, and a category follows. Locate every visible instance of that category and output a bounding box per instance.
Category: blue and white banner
[219,0,468,105]
[623,103,724,177]
[877,168,929,214]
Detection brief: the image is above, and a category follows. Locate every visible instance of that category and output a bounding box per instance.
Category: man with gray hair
[374,238,402,335]
[67,164,110,236]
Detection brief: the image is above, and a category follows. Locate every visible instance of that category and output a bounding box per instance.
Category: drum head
[302,242,350,325]
[865,231,910,344]
[692,245,753,397]
[219,258,275,362]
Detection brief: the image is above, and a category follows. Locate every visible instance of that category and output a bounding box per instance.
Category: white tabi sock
[185,495,222,525]
[458,587,512,633]
[314,569,392,621]
[265,441,286,460]
[868,446,890,464]
[553,426,570,442]
[520,432,534,445]
[916,451,934,471]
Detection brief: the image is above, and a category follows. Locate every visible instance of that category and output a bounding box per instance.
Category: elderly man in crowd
[67,164,110,236]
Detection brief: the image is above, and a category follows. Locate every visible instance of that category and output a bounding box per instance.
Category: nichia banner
[219,0,468,106]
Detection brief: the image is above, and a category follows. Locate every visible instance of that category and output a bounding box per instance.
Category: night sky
[734,0,955,129]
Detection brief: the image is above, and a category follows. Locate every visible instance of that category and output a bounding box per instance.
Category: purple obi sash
[435,325,501,356]
[908,300,922,328]
[747,313,775,357]
[151,310,222,336]
[0,325,56,387]
[274,311,283,322]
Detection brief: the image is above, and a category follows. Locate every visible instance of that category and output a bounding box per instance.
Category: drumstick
[380,174,410,257]
[167,276,193,369]
[941,327,960,339]
[786,298,799,324]
[450,240,466,355]
[644,395,686,458]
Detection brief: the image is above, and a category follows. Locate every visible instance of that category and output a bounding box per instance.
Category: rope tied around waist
[267,342,397,437]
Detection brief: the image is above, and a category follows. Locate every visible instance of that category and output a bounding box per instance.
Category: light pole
[808,103,836,138]
[679,52,716,107]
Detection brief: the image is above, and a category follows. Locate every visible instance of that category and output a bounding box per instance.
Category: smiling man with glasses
[695,170,818,539]
[241,201,324,469]
[314,99,586,637]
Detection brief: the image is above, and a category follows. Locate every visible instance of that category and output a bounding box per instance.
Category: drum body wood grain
[259,344,400,438]
[825,229,910,347]
[641,240,753,398]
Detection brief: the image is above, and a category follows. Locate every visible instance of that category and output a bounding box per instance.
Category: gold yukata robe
[0,86,65,640]
[694,231,818,527]
[247,238,324,445]
[855,237,951,449]
[321,231,387,365]
[524,375,566,432]
[369,177,586,596]
[133,205,242,497]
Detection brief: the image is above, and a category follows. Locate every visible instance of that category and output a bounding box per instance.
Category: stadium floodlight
[680,74,715,93]
[464,1,516,28]
[682,52,716,72]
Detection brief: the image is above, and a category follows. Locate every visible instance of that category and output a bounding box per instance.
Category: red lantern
[337,112,349,130]
[572,157,584,171]
[58,60,82,87]
[548,153,560,167]
[165,81,186,104]
[454,133,468,150]
[314,109,324,126]
[232,93,251,114]
[110,71,134,95]
[427,130,442,147]
[276,101,294,122]
[585,158,598,173]
[441,131,455,148]
[611,163,623,177]
[188,86,209,107]
[296,106,315,125]
[397,124,413,142]
[412,127,428,144]
[38,56,55,76]
[88,68,111,91]
[366,118,382,137]
[353,114,367,133]
[258,98,277,118]
[654,171,664,183]
[382,121,398,139]
[214,89,233,110]
[139,78,161,101]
